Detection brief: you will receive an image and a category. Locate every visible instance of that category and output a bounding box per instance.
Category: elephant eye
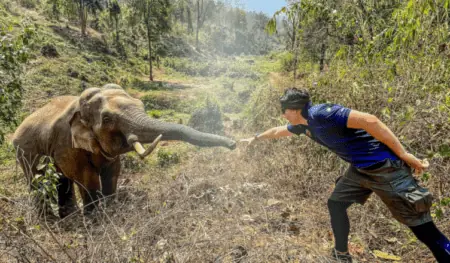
[102,116,112,124]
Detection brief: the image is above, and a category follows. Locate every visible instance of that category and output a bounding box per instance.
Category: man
[240,88,450,262]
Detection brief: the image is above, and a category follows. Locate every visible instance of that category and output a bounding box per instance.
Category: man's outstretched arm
[347,110,428,173]
[240,126,293,146]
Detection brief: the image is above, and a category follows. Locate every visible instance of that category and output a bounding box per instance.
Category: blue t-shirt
[287,103,399,168]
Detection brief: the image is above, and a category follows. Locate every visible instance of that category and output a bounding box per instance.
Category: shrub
[157,148,180,167]
[188,98,224,135]
[279,52,295,72]
[148,109,162,118]
[141,94,179,111]
[18,0,37,9]
[163,57,227,77]
[41,43,59,58]
[32,156,60,216]
[121,153,147,173]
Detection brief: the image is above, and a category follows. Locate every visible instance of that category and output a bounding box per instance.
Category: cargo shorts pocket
[398,184,433,213]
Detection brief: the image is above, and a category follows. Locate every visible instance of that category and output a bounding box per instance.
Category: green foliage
[438,144,450,158]
[163,57,259,79]
[141,93,180,111]
[148,109,162,118]
[163,57,226,77]
[32,156,61,215]
[43,0,63,20]
[0,21,35,144]
[0,142,15,165]
[130,0,171,80]
[121,152,147,173]
[18,0,38,9]
[157,148,180,167]
[171,0,278,55]
[434,197,450,220]
[279,51,295,72]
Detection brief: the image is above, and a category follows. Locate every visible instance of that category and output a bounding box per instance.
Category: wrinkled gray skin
[13,84,236,217]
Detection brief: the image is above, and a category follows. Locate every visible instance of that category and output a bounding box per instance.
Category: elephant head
[69,84,236,159]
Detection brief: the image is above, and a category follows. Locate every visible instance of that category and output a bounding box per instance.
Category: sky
[236,0,287,16]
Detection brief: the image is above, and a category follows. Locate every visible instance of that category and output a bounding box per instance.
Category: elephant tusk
[142,134,163,157]
[133,142,146,155]
[133,134,163,159]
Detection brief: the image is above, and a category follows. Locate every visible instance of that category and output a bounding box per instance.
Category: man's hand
[400,153,429,176]
[239,137,257,147]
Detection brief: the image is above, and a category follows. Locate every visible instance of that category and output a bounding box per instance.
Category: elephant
[12,84,236,217]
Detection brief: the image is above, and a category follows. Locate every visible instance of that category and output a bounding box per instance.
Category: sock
[409,221,450,262]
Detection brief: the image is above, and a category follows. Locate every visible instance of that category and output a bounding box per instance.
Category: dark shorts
[329,159,433,226]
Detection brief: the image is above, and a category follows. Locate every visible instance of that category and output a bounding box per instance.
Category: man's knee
[328,199,353,214]
[327,198,336,211]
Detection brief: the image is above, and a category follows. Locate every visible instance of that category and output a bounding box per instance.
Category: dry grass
[2,131,447,263]
[2,67,449,263]
[2,64,449,262]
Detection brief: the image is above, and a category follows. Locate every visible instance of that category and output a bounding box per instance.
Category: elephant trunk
[123,113,236,156]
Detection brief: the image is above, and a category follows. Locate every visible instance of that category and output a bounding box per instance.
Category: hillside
[1,1,450,263]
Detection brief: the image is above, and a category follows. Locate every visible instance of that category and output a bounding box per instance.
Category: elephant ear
[69,111,101,154]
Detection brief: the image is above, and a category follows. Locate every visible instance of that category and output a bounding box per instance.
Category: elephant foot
[83,198,100,216]
[59,204,78,218]
[83,204,95,215]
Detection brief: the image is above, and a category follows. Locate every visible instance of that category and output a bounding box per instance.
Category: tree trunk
[79,0,87,37]
[319,42,326,72]
[290,13,297,51]
[292,13,300,80]
[144,1,153,81]
[187,6,193,33]
[92,8,99,30]
[147,22,153,81]
[293,40,299,80]
[52,1,59,20]
[115,16,120,45]
[195,0,200,49]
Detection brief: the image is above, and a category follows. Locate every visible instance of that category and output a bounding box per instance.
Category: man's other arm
[347,110,428,173]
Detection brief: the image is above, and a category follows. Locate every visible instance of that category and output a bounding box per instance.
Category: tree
[267,2,303,78]
[232,9,248,54]
[131,0,171,81]
[109,0,121,45]
[75,0,89,36]
[194,0,212,50]
[45,0,63,20]
[60,0,104,36]
[248,12,273,54]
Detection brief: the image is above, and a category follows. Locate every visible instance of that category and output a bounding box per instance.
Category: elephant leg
[56,150,102,215]
[57,176,77,218]
[100,158,121,197]
[78,173,101,215]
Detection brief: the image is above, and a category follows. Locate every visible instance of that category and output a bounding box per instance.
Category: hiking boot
[331,248,353,263]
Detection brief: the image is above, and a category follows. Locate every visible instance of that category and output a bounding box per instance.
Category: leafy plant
[157,148,180,167]
[32,156,61,215]
[0,21,35,144]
